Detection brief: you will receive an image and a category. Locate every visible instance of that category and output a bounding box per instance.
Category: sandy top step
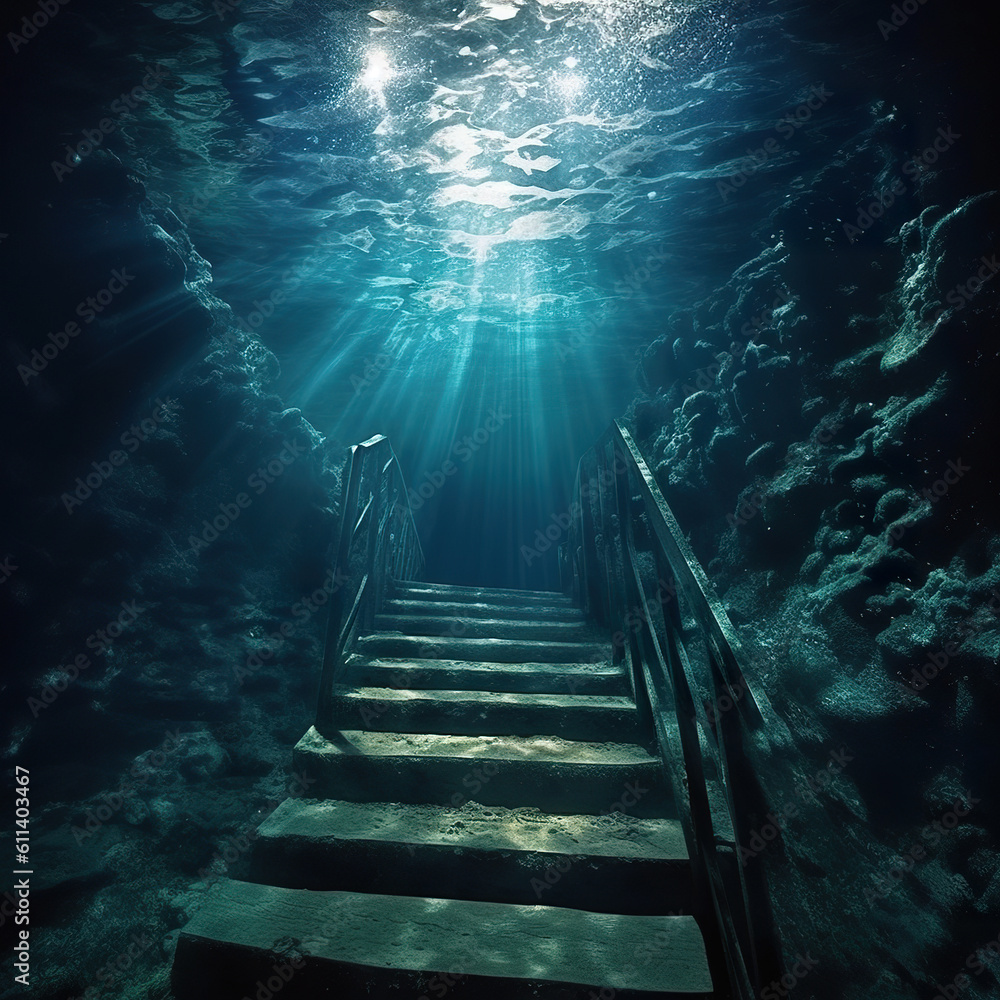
[356,633,611,664]
[297,726,659,765]
[385,599,585,621]
[396,581,576,604]
[345,654,620,675]
[333,685,635,710]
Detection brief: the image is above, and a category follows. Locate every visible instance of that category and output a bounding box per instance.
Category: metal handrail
[316,434,424,727]
[565,419,781,1000]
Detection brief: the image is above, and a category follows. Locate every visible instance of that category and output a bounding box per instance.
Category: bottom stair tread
[173,880,714,998]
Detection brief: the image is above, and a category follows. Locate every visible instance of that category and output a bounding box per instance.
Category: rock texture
[0,16,344,995]
[1,1,997,999]
[626,5,1000,999]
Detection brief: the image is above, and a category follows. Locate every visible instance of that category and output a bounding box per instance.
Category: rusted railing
[563,419,781,1000]
[316,434,424,728]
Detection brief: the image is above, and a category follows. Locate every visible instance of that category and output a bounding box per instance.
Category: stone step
[249,797,693,914]
[394,581,575,607]
[343,655,629,696]
[374,614,603,642]
[172,880,715,1000]
[326,685,641,742]
[293,726,672,817]
[384,598,585,623]
[356,633,610,664]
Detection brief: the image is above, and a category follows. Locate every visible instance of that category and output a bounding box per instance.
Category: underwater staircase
[172,426,781,999]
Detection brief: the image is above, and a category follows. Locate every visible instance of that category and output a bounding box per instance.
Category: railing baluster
[316,435,425,732]
[565,420,781,1000]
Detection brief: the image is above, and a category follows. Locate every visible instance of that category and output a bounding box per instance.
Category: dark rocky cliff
[627,4,1000,997]
[1,1,997,998]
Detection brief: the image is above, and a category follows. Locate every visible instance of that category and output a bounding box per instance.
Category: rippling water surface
[122,0,858,584]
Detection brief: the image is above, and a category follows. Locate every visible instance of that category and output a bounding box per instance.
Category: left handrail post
[316,435,424,729]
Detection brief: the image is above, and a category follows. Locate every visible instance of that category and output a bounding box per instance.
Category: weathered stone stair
[171,581,718,998]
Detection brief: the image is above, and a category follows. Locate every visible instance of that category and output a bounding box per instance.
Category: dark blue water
[106,0,859,588]
[4,4,998,1000]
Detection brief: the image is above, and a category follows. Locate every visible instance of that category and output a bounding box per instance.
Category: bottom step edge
[171,880,716,999]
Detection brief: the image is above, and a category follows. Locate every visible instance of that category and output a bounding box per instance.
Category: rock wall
[1,33,345,994]
[625,4,1000,998]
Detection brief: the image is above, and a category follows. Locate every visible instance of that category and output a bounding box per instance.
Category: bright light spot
[483,3,519,20]
[361,49,395,106]
[503,151,561,175]
[563,56,579,68]
[554,73,585,101]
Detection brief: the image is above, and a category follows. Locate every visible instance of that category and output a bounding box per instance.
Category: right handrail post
[566,419,782,1000]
